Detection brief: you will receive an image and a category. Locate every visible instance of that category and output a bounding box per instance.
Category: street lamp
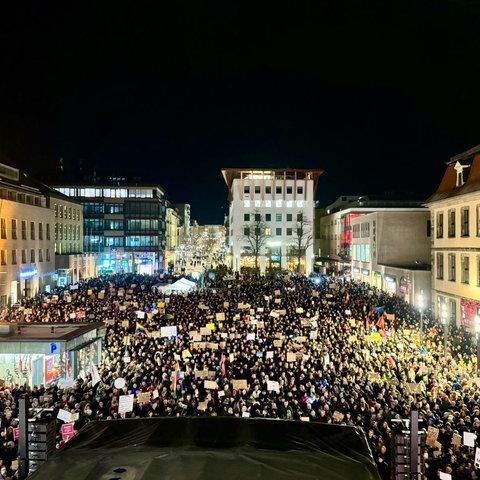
[418,290,424,347]
[441,301,448,357]
[475,315,480,377]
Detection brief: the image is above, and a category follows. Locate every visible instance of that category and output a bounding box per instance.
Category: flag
[220,353,226,377]
[376,315,385,330]
[374,305,385,314]
[90,360,102,387]
[135,322,149,336]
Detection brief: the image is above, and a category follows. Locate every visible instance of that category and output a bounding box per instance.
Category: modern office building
[53,175,167,275]
[425,144,480,330]
[222,168,324,274]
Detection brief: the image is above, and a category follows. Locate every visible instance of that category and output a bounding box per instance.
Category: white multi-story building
[350,209,431,306]
[425,145,480,331]
[222,168,324,274]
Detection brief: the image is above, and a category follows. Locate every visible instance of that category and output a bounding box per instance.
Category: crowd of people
[0,271,480,479]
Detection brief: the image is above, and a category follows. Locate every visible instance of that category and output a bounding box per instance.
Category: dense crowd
[0,271,480,479]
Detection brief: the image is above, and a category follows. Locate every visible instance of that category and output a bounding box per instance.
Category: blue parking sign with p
[50,342,59,354]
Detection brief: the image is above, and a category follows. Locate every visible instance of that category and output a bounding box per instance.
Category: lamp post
[441,301,448,357]
[475,315,480,377]
[418,290,424,347]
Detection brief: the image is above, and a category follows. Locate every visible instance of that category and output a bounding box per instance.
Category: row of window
[435,206,480,238]
[435,253,480,285]
[55,224,81,241]
[57,187,157,199]
[83,201,164,217]
[85,219,160,231]
[243,185,304,195]
[244,213,304,222]
[0,219,51,241]
[352,223,371,238]
[86,235,160,248]
[0,188,44,207]
[243,200,307,209]
[244,227,296,236]
[0,248,51,265]
[54,204,81,221]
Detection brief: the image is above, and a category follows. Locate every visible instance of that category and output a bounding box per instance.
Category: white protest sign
[118,394,135,414]
[57,409,72,423]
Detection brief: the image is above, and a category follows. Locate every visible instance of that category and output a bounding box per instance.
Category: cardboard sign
[333,411,345,422]
[232,379,248,390]
[136,392,151,404]
[204,380,218,390]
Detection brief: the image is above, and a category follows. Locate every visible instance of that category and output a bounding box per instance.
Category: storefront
[0,322,105,388]
[384,274,397,294]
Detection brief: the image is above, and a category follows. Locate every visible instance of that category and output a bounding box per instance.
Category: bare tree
[240,210,268,273]
[290,213,313,273]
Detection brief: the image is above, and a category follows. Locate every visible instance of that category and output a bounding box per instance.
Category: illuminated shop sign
[362,269,370,275]
[385,275,396,282]
[19,266,38,279]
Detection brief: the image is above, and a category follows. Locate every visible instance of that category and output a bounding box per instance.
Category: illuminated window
[275,200,282,208]
[11,219,17,239]
[0,219,6,239]
[265,200,271,207]
[286,201,293,208]
[255,200,261,208]
[436,253,443,279]
[448,253,456,281]
[244,201,250,208]
[448,209,456,237]
[461,207,469,237]
[461,255,469,284]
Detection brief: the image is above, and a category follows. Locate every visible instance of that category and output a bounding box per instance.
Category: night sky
[1,1,480,224]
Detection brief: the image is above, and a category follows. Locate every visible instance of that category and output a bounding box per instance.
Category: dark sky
[1,1,480,224]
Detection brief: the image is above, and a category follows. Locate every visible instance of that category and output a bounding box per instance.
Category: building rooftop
[0,322,104,342]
